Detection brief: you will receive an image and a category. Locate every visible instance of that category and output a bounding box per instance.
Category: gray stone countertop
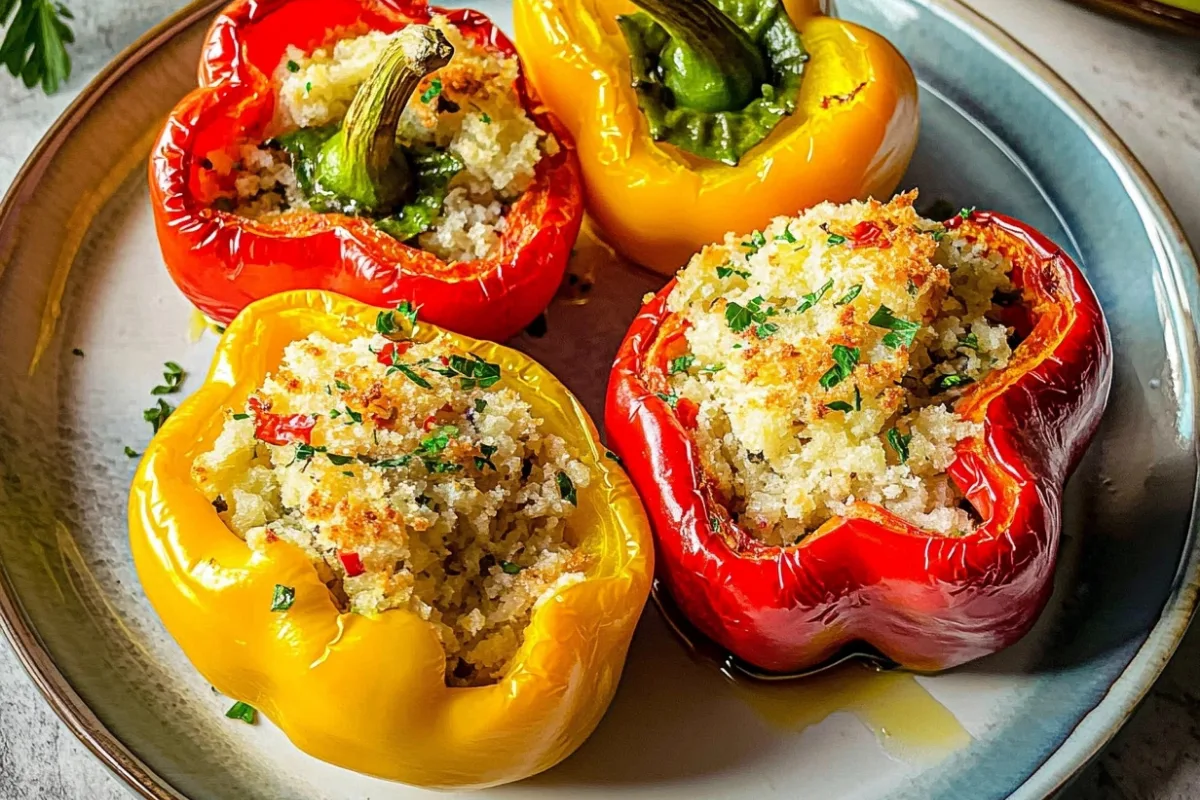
[0,0,1198,797]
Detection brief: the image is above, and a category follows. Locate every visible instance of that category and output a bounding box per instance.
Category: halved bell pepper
[606,212,1112,673]
[128,290,653,788]
[150,0,584,342]
[513,0,919,274]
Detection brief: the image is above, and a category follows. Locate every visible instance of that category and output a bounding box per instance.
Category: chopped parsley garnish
[123,446,141,458]
[959,332,980,351]
[932,374,974,392]
[342,471,354,477]
[826,233,847,246]
[698,364,725,375]
[395,301,419,327]
[270,584,295,612]
[755,322,779,339]
[329,406,363,424]
[143,399,175,433]
[725,296,777,334]
[335,379,351,391]
[419,425,459,456]
[605,450,623,465]
[716,265,751,280]
[556,471,577,505]
[474,398,488,413]
[151,361,186,395]
[826,401,854,413]
[818,345,860,390]
[869,305,921,349]
[286,60,300,73]
[232,412,250,421]
[376,311,399,336]
[373,455,413,469]
[304,81,312,94]
[480,112,492,124]
[834,284,862,306]
[775,226,797,244]
[668,355,695,375]
[326,452,355,466]
[225,701,256,724]
[427,355,502,390]
[422,457,463,474]
[928,229,946,242]
[886,427,911,463]
[655,390,680,409]
[499,560,523,575]
[420,78,443,103]
[395,364,432,389]
[291,443,321,464]
[797,279,834,313]
[959,206,976,219]
[474,443,498,471]
[741,230,767,254]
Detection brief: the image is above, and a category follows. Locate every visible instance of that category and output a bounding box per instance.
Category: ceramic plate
[1,0,1198,798]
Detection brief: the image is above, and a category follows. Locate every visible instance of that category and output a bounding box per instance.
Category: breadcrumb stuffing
[229,16,549,262]
[664,193,1017,545]
[192,328,590,686]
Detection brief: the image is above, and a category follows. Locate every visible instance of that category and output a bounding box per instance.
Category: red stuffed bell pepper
[606,195,1112,673]
[150,0,583,342]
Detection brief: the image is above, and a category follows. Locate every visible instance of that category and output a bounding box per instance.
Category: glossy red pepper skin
[606,213,1112,673]
[150,0,583,341]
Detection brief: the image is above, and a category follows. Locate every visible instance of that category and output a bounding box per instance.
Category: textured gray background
[0,0,1198,797]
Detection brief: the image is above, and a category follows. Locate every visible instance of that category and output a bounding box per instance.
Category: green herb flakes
[270,584,295,612]
[225,701,256,724]
[396,364,432,389]
[834,284,862,306]
[421,78,443,103]
[818,345,860,390]
[326,452,354,466]
[151,361,186,395]
[826,233,847,246]
[474,398,488,413]
[655,390,680,409]
[887,427,912,463]
[959,333,980,351]
[474,443,498,472]
[123,446,141,458]
[500,560,523,575]
[668,355,695,375]
[557,471,577,505]
[826,401,854,413]
[869,305,921,349]
[741,230,767,254]
[716,265,751,280]
[797,279,834,313]
[419,425,459,456]
[932,374,974,392]
[395,301,419,327]
[286,60,300,73]
[481,112,492,124]
[335,379,351,391]
[232,412,250,421]
[725,296,776,334]
[143,399,175,433]
[775,227,797,244]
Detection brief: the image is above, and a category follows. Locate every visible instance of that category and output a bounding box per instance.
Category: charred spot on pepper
[212,495,228,514]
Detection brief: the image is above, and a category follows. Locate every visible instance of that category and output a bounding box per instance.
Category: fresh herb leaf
[376,310,399,336]
[395,301,418,327]
[818,345,860,390]
[334,379,351,391]
[0,0,75,94]
[796,279,834,313]
[123,446,140,458]
[480,112,492,124]
[698,364,725,375]
[716,265,751,280]
[834,284,862,306]
[143,399,174,433]
[826,233,847,246]
[959,206,976,219]
[826,401,854,412]
[655,390,679,409]
[421,457,462,474]
[887,427,912,463]
[270,584,295,612]
[556,471,577,505]
[928,229,946,242]
[499,560,522,575]
[420,78,442,103]
[741,230,766,254]
[419,425,459,456]
[473,398,488,413]
[286,59,299,73]
[932,373,975,392]
[725,296,776,333]
[869,305,921,349]
[959,332,980,351]
[326,452,354,466]
[150,361,186,395]
[304,81,312,94]
[442,354,501,389]
[232,412,250,421]
[755,322,778,339]
[775,226,797,244]
[474,443,498,471]
[225,701,256,724]
[342,470,354,477]
[373,455,413,469]
[668,355,695,375]
[395,364,432,389]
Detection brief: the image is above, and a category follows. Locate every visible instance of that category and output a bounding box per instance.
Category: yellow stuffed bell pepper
[128,290,653,788]
[513,0,919,273]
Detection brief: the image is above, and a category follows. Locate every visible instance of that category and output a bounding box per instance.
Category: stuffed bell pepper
[513,0,919,274]
[129,291,652,787]
[151,0,584,342]
[606,194,1111,673]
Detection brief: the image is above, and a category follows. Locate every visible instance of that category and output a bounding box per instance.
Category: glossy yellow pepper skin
[128,290,653,788]
[513,0,920,274]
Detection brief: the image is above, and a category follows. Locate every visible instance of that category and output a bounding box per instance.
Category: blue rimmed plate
[0,0,1196,797]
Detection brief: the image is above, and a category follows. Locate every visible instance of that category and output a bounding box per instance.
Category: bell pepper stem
[315,25,454,214]
[628,0,766,113]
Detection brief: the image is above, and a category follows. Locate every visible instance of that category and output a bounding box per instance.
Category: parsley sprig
[1,0,75,95]
[869,305,921,349]
[819,345,860,390]
[725,296,778,338]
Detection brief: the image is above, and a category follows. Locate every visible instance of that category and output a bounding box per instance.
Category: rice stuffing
[192,325,590,687]
[663,193,1019,545]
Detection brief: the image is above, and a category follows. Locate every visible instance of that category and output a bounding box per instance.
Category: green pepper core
[290,25,454,216]
[618,0,808,166]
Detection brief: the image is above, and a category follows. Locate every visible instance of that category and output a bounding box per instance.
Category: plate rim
[0,1,1197,798]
